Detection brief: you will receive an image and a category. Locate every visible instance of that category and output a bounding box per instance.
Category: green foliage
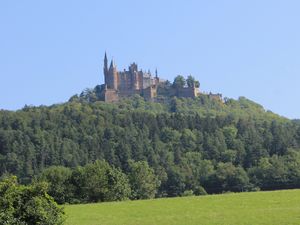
[38,161,131,204]
[128,160,160,199]
[248,149,300,189]
[0,176,65,225]
[172,75,186,88]
[72,160,131,203]
[194,186,207,196]
[39,166,73,204]
[214,162,250,192]
[186,75,200,88]
[0,93,300,203]
[182,189,194,196]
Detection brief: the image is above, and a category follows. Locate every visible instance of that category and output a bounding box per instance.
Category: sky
[0,0,300,119]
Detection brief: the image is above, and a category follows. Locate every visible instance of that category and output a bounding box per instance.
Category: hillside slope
[1,94,300,197]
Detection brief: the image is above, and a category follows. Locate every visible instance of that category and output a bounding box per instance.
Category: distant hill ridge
[1,93,299,197]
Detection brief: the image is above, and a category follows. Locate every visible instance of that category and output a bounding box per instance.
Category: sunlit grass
[65,189,300,225]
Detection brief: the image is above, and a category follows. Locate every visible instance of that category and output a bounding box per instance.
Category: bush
[182,190,194,197]
[0,176,65,225]
[194,186,208,196]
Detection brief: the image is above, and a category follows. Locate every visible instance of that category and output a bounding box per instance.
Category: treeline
[37,160,159,204]
[1,95,300,203]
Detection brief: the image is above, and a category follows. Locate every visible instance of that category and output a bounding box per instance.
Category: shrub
[0,176,65,225]
[194,186,208,196]
[182,190,194,197]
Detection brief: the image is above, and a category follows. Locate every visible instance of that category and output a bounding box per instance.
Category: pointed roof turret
[104,51,107,60]
[104,52,108,70]
[109,58,117,70]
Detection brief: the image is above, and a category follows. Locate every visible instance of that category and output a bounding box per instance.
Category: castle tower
[104,52,108,73]
[154,68,159,85]
[134,71,139,90]
[109,59,118,90]
[103,52,108,85]
[103,52,118,90]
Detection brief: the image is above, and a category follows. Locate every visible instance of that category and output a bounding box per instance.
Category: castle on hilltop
[99,52,162,102]
[99,52,202,102]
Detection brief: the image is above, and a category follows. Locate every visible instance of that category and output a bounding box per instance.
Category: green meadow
[65,189,300,225]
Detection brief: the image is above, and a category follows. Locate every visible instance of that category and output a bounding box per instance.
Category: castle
[99,52,202,102]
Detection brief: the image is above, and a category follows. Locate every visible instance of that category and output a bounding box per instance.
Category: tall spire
[109,59,114,69]
[104,52,108,73]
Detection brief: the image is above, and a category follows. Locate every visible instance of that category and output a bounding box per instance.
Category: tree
[172,75,186,89]
[186,75,200,88]
[105,166,132,201]
[181,152,214,191]
[0,176,65,225]
[38,166,74,204]
[222,126,238,149]
[163,166,186,197]
[128,160,160,199]
[180,129,197,152]
[214,162,250,192]
[72,160,131,203]
[249,149,300,190]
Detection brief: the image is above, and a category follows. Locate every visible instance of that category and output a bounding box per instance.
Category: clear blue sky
[0,0,300,119]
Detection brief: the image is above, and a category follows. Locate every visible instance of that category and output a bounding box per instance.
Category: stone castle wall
[143,85,157,100]
[100,86,119,102]
[177,87,199,98]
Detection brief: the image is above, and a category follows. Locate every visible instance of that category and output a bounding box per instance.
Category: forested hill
[1,94,300,199]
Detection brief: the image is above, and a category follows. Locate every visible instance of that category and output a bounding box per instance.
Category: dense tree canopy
[1,94,300,203]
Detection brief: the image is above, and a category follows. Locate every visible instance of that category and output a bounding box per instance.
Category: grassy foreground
[65,189,300,225]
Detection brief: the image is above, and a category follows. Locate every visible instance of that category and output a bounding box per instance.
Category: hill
[65,189,300,225]
[1,94,300,202]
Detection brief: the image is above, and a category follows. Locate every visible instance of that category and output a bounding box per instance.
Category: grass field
[65,189,300,225]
